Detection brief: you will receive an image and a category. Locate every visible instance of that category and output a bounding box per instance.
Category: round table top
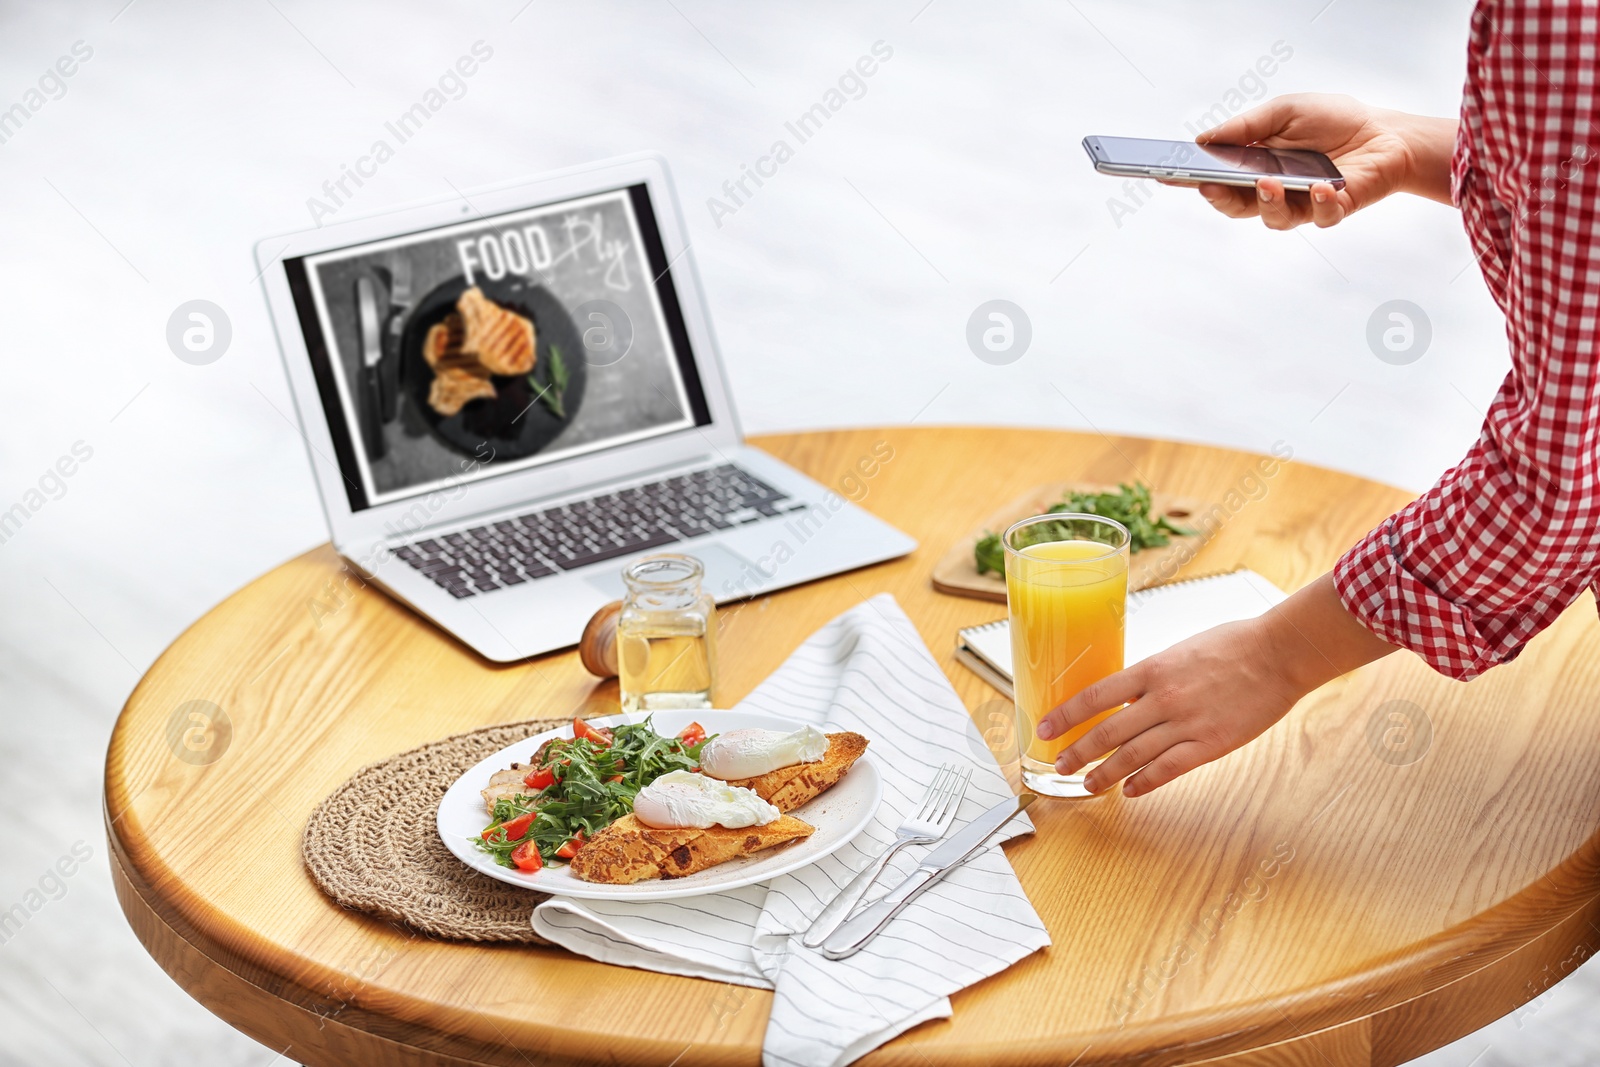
[105,427,1600,1067]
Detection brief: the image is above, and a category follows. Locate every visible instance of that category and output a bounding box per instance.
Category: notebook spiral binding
[1130,566,1246,595]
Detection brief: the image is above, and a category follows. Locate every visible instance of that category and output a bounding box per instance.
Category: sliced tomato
[677,722,707,746]
[510,841,543,872]
[554,831,588,860]
[573,717,613,746]
[498,812,535,841]
[523,765,555,790]
[606,774,624,783]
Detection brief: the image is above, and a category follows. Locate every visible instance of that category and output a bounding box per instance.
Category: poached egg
[698,725,829,780]
[632,770,781,829]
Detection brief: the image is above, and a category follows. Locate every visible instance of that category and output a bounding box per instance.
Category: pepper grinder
[578,600,621,678]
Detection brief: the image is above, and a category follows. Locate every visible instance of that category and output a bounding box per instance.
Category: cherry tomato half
[498,812,535,841]
[554,831,588,860]
[573,717,613,746]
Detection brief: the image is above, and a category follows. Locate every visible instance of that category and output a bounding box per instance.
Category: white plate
[436,709,883,901]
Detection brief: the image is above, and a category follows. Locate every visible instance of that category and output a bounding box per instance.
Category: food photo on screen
[286,186,703,509]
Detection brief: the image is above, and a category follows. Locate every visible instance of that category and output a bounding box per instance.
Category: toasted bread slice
[716,731,868,813]
[568,812,814,884]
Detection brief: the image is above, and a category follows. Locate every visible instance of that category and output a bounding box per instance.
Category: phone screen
[1089,136,1342,181]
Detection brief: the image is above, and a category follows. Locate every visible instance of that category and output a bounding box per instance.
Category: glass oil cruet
[617,554,717,713]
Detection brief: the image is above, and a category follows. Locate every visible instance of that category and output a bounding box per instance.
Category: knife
[819,792,1035,961]
[381,258,411,422]
[357,276,386,460]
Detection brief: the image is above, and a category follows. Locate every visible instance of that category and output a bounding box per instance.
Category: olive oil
[618,619,716,713]
[617,554,717,713]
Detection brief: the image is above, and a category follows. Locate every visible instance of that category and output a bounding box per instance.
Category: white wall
[0,2,1510,1063]
[0,0,1497,669]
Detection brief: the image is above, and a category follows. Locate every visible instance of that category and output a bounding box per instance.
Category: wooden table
[105,428,1600,1067]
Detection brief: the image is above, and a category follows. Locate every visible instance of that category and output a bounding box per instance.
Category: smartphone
[1082,135,1344,190]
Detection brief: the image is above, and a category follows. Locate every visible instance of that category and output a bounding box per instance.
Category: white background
[2,2,1590,1065]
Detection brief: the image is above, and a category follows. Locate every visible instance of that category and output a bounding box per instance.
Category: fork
[801,763,972,948]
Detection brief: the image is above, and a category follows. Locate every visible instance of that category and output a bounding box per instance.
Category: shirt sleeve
[1333,0,1600,681]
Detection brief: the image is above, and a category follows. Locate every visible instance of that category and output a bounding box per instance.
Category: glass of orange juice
[1004,512,1129,797]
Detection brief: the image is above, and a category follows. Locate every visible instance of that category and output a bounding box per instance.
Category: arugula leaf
[527,345,570,420]
[974,481,1195,578]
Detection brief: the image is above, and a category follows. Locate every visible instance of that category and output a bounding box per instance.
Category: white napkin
[532,594,1051,1067]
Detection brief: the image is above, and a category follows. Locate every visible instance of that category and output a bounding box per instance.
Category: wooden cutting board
[930,482,1211,602]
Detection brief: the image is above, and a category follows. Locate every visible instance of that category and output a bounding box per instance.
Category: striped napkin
[532,594,1050,1067]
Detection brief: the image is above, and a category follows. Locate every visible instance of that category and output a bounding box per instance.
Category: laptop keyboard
[393,463,804,599]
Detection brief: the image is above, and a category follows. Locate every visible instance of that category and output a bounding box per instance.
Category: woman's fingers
[1188,178,1342,231]
[1055,697,1159,776]
[1196,178,1352,231]
[1196,183,1261,218]
[1199,97,1298,147]
[1036,664,1145,743]
[1078,722,1183,793]
[1309,181,1349,228]
[1122,740,1213,798]
[1259,180,1332,230]
[1255,178,1306,229]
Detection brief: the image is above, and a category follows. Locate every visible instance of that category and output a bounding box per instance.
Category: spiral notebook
[954,569,1288,698]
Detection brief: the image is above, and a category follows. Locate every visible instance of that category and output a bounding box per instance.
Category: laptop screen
[282,183,712,512]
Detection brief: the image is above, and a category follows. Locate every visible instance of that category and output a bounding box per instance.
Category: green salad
[975,481,1195,577]
[473,716,713,872]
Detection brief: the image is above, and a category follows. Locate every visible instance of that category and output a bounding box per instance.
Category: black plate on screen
[401,275,586,462]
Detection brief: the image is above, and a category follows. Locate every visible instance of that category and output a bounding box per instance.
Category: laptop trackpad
[584,542,757,600]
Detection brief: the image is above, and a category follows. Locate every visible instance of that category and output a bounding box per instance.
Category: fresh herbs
[974,481,1195,577]
[974,533,1006,579]
[472,717,712,868]
[528,345,570,420]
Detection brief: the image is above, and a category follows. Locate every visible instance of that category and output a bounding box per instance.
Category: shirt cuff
[1333,518,1510,681]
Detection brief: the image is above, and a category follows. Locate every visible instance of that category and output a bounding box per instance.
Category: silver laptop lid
[255,153,742,554]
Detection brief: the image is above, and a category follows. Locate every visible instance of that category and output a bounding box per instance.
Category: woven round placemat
[303,717,566,943]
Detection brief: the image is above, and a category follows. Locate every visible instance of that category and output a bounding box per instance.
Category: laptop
[256,153,915,662]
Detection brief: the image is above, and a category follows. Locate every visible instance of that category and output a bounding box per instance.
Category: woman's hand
[1038,620,1301,797]
[1035,572,1398,797]
[1183,93,1457,230]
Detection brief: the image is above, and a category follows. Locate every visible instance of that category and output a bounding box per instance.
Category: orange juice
[1005,538,1128,767]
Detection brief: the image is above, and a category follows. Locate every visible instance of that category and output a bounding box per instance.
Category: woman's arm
[1383,111,1457,205]
[1331,0,1600,679]
[1046,3,1600,798]
[1183,94,1458,229]
[1038,574,1397,797]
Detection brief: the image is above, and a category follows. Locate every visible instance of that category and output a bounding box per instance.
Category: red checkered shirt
[1333,0,1600,680]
